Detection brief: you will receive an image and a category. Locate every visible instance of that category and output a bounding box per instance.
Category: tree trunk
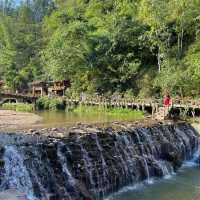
[177,33,180,56]
[180,27,184,55]
[157,46,161,73]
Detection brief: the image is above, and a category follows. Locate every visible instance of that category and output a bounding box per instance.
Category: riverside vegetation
[36,96,145,120]
[1,0,200,98]
[2,102,34,112]
[1,97,144,121]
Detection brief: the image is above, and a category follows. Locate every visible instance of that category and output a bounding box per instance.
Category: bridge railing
[2,91,200,109]
[63,95,200,109]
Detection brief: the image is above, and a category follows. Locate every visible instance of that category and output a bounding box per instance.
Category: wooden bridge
[64,96,200,118]
[0,92,200,118]
[0,92,38,105]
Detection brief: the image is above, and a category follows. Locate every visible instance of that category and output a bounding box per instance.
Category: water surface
[108,165,200,200]
[36,110,142,128]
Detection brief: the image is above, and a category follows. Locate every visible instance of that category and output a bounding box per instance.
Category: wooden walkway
[1,92,200,117]
[64,97,200,117]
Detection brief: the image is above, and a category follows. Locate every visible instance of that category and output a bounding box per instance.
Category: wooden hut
[48,80,70,96]
[30,81,48,97]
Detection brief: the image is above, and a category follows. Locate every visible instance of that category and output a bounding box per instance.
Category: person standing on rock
[163,94,172,119]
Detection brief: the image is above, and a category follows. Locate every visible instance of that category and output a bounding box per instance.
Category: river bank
[0,110,42,131]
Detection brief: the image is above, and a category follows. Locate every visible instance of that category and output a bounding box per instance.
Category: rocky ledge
[0,121,199,200]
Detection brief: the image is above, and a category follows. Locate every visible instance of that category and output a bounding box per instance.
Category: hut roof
[29,81,47,86]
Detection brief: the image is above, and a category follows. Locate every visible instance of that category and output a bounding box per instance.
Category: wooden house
[48,80,70,96]
[30,81,48,97]
[30,80,70,97]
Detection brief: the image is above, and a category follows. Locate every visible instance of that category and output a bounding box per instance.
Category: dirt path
[0,110,42,131]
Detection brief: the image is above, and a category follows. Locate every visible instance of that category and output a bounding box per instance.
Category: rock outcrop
[0,121,199,200]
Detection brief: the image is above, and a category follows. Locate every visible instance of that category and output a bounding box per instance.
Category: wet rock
[28,129,35,133]
[52,128,58,132]
[75,179,93,200]
[0,160,4,167]
[55,132,64,138]
[161,142,183,170]
[0,146,4,157]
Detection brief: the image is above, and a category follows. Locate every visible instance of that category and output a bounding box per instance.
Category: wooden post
[152,104,155,118]
[192,108,195,118]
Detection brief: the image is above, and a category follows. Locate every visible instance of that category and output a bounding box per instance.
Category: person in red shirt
[163,94,172,119]
[163,94,172,107]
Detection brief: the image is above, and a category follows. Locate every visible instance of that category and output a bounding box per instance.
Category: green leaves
[0,3,44,90]
[41,21,90,80]
[1,0,200,97]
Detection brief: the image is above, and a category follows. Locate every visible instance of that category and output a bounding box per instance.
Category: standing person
[163,94,172,119]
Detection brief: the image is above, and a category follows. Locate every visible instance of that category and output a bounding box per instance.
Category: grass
[2,103,34,112]
[72,105,144,119]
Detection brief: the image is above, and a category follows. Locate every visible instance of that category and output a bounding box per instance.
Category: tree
[138,0,171,72]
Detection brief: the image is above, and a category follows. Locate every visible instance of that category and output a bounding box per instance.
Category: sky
[14,0,21,4]
[12,0,23,5]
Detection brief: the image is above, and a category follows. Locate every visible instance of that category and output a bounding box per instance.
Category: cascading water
[57,143,76,200]
[2,146,36,200]
[0,122,199,200]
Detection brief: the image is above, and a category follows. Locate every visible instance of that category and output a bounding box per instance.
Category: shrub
[2,103,34,112]
[36,96,65,110]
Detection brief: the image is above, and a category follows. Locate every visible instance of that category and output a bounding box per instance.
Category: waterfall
[57,143,76,187]
[142,157,150,183]
[2,146,36,200]
[0,122,199,200]
[93,133,109,199]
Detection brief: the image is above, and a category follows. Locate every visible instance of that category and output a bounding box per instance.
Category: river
[36,110,143,127]
[106,163,200,200]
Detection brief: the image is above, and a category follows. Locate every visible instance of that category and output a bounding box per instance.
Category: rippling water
[107,165,200,200]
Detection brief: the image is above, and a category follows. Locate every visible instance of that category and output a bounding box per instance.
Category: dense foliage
[36,96,65,110]
[1,0,200,98]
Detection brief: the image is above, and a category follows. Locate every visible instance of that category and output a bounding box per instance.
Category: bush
[2,103,34,112]
[36,96,65,110]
